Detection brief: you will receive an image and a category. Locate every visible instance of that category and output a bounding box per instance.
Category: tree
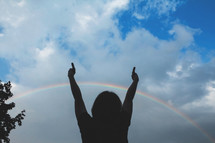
[0,81,25,143]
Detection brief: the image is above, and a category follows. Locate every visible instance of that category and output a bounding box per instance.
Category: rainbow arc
[12,81,215,143]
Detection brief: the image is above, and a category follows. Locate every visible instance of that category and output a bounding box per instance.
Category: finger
[132,67,136,73]
[71,63,75,69]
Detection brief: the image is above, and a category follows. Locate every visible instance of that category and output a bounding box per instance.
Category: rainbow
[12,81,215,143]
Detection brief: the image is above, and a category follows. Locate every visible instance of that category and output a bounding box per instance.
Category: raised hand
[132,67,139,82]
[68,62,87,118]
[68,62,76,78]
[122,67,139,116]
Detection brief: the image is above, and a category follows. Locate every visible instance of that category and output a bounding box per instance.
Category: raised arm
[68,63,87,119]
[122,67,139,117]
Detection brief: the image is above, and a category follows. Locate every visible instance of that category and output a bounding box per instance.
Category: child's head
[91,91,122,122]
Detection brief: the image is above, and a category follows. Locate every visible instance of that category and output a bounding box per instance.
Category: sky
[0,0,215,143]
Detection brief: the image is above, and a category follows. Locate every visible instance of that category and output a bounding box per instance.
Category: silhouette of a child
[68,63,139,143]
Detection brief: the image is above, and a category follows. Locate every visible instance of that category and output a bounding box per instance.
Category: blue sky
[174,0,215,60]
[115,0,215,61]
[0,0,215,143]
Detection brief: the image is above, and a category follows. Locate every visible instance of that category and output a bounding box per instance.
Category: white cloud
[169,24,201,48]
[182,81,215,111]
[103,0,129,16]
[133,12,146,20]
[75,13,96,30]
[151,0,180,16]
[133,0,183,20]
[17,0,26,7]
[0,1,28,28]
[36,43,55,60]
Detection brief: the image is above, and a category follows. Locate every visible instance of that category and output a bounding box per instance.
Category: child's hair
[91,91,122,122]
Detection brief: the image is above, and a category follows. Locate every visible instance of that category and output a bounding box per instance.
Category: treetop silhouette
[0,80,25,143]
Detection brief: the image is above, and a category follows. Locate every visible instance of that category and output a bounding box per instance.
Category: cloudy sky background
[0,0,215,143]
